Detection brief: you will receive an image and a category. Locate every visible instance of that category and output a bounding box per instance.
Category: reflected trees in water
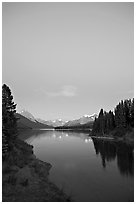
[92,138,134,177]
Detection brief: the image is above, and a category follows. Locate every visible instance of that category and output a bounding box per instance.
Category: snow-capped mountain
[48,119,66,127]
[80,114,98,124]
[64,113,97,127]
[37,114,97,127]
[36,118,66,127]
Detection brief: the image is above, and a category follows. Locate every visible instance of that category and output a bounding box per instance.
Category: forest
[92,99,134,140]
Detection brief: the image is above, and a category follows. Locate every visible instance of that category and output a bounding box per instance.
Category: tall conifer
[2,84,17,154]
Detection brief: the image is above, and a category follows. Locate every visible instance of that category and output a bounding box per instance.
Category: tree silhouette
[92,99,134,137]
[2,84,17,156]
[130,98,134,127]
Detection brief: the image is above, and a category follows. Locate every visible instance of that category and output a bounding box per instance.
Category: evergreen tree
[115,101,126,128]
[109,111,115,130]
[130,98,134,127]
[92,117,99,135]
[99,109,104,135]
[2,84,17,154]
[124,99,131,127]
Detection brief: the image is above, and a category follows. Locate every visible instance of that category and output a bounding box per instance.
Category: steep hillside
[16,113,53,130]
[19,110,36,122]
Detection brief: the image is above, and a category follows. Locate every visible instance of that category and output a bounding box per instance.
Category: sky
[2,2,134,120]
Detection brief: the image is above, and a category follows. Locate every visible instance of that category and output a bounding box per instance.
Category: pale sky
[2,2,134,120]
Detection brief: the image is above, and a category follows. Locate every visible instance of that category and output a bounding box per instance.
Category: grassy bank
[2,138,70,202]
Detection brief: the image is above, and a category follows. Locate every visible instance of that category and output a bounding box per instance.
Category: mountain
[55,114,97,130]
[17,110,97,130]
[38,119,67,127]
[19,110,37,122]
[16,113,53,130]
[64,114,97,127]
[18,110,66,128]
[37,114,97,128]
[36,118,66,127]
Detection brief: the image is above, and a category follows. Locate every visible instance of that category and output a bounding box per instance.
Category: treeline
[2,84,18,158]
[55,122,93,131]
[92,99,134,137]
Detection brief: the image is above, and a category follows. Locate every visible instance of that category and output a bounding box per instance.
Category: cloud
[46,85,77,97]
[61,86,77,97]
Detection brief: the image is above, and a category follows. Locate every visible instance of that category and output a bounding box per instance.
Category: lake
[20,130,134,202]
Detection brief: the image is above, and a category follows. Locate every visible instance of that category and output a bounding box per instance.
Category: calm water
[21,130,134,202]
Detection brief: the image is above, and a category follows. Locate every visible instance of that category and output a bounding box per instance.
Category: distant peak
[83,113,97,118]
[83,114,91,117]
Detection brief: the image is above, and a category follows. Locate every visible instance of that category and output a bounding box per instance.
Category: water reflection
[92,138,134,177]
[20,130,134,201]
[22,130,134,178]
[85,138,92,143]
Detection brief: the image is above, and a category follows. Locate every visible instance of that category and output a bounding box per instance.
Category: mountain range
[36,118,67,127]
[16,110,97,130]
[63,114,97,127]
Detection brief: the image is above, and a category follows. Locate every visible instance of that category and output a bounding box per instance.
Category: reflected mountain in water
[92,138,134,177]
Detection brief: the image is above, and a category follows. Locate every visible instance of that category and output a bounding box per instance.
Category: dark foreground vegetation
[91,99,134,143]
[2,139,70,201]
[2,84,70,202]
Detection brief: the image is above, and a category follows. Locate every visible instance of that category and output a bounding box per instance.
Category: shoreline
[90,134,134,145]
[91,135,114,140]
[2,138,70,202]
